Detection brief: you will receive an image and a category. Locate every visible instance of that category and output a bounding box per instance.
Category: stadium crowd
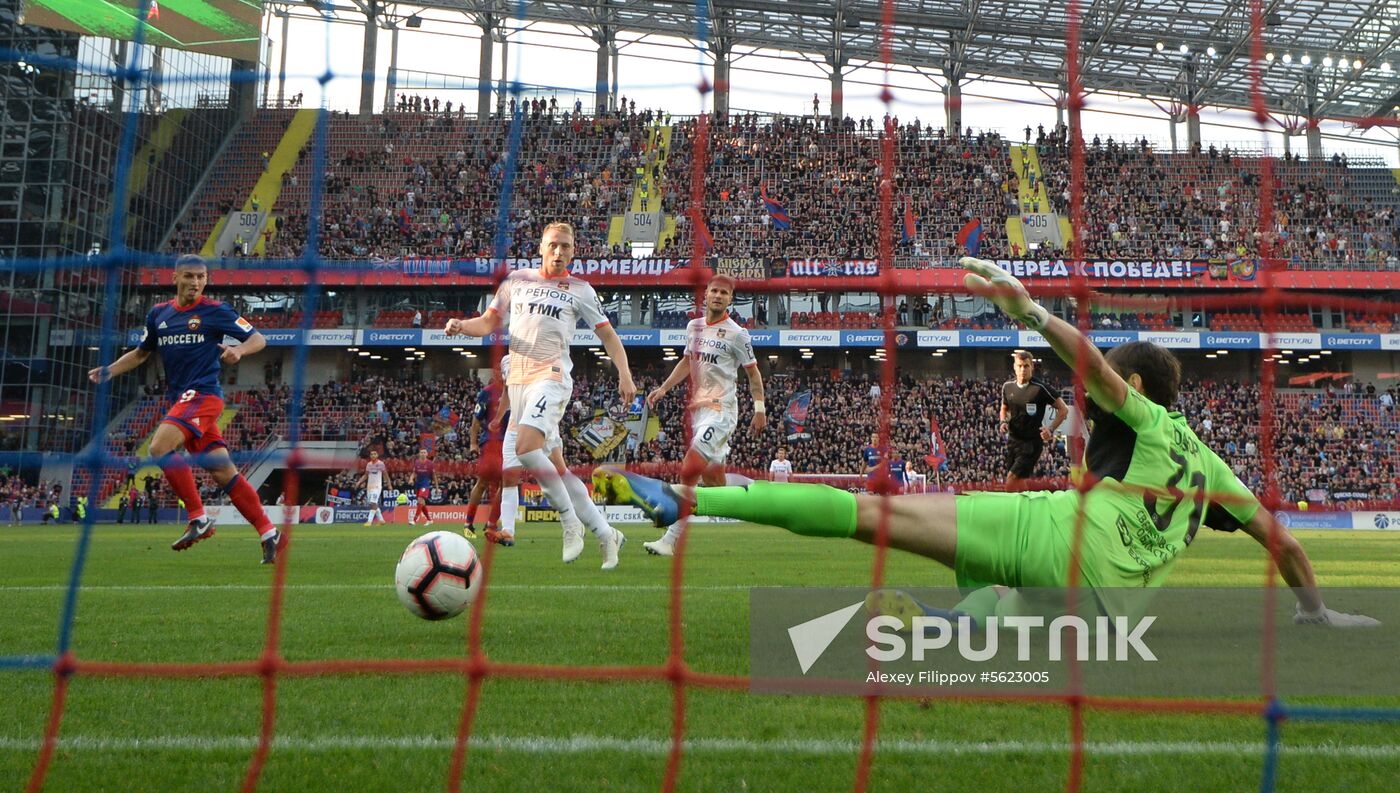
[258,110,662,262]
[1,473,66,513]
[623,368,1071,486]
[1180,380,1400,506]
[18,363,1399,514]
[663,114,1015,262]
[173,105,1398,270]
[1036,130,1398,268]
[208,366,1400,509]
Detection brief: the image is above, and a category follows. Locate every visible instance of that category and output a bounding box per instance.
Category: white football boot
[600,528,626,570]
[561,520,585,563]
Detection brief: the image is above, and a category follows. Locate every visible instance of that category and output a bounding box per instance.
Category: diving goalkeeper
[595,257,1378,628]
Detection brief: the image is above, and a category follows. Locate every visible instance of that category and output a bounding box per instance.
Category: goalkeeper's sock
[660,475,755,544]
[693,481,856,538]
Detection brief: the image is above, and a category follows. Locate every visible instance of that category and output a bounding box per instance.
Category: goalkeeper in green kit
[595,257,1378,628]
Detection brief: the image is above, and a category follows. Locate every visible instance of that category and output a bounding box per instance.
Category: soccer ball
[394,531,482,620]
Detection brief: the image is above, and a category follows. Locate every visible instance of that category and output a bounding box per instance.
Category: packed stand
[614,368,1069,487]
[164,103,1400,274]
[1034,130,1399,269]
[195,369,1400,510]
[664,114,1014,263]
[265,107,655,262]
[1179,381,1400,508]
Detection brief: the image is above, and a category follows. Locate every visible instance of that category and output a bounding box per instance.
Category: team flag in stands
[1230,257,1258,281]
[902,197,918,243]
[760,184,792,231]
[784,390,813,441]
[693,208,714,252]
[956,218,983,256]
[926,415,948,471]
[432,404,459,433]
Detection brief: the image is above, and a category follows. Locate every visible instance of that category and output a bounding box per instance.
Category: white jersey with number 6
[685,316,757,414]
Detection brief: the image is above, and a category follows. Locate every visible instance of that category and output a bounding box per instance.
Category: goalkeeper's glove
[960,256,1051,331]
[1294,603,1381,628]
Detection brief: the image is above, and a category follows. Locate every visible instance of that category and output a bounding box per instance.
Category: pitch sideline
[0,733,1396,758]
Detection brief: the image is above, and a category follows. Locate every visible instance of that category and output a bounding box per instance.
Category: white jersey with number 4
[365,460,386,492]
[769,459,793,482]
[685,316,756,413]
[487,269,608,389]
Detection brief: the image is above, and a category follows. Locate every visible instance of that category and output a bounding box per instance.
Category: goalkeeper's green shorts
[953,489,1081,592]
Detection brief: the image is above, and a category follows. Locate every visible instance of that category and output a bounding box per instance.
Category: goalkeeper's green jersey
[1074,387,1260,588]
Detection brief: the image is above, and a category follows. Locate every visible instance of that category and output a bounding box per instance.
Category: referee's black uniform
[1002,379,1057,478]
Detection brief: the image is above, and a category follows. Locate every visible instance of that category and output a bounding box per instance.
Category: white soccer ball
[394,531,482,620]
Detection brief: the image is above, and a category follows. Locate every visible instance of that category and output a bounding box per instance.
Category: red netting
[18,0,1400,791]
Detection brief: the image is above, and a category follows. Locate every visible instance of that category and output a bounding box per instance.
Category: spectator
[171,112,1394,270]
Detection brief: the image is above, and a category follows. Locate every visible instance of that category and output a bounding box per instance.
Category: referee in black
[1000,351,1067,490]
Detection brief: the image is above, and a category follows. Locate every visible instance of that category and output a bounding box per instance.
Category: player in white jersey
[358,450,389,525]
[768,448,793,482]
[641,274,766,556]
[487,354,526,547]
[445,222,635,569]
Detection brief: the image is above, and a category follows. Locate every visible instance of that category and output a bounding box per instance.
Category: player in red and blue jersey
[89,255,282,564]
[861,432,885,491]
[411,448,436,525]
[463,366,510,540]
[886,449,909,496]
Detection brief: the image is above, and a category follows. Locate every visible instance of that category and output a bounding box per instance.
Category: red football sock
[226,474,273,535]
[416,504,431,522]
[464,501,478,524]
[159,454,205,520]
[478,493,496,527]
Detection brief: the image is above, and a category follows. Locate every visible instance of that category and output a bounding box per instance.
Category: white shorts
[501,425,560,470]
[511,379,571,439]
[690,406,738,464]
[366,489,382,506]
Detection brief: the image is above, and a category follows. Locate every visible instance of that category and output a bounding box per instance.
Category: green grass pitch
[1,521,1398,792]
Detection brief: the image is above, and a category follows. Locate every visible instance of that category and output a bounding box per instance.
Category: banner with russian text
[988,258,1283,282]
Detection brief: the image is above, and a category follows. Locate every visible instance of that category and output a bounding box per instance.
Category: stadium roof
[362,0,1399,124]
